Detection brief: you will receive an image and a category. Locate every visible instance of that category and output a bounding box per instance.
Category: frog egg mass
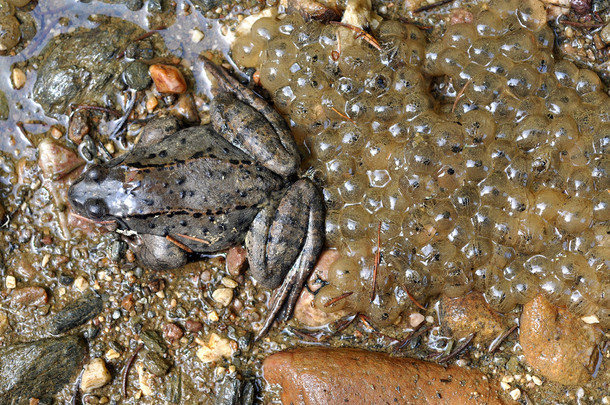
[233,0,610,327]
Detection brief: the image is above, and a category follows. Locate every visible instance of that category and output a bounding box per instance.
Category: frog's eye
[85,198,108,219]
[87,165,107,183]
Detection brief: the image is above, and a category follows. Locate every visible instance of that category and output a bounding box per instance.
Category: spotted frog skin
[68,58,325,337]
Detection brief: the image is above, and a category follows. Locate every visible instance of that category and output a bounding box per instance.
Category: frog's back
[118,126,284,251]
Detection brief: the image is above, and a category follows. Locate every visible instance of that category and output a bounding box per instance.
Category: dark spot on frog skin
[144,198,154,206]
[191,151,205,159]
[193,213,202,219]
[239,191,248,198]
[229,159,240,165]
[180,138,187,145]
[179,191,186,199]
[148,153,157,159]
[176,177,186,185]
[209,154,217,159]
[189,191,195,197]
[159,150,168,158]
[206,147,212,152]
[149,223,156,229]
[235,205,248,210]
[162,182,169,189]
[180,220,187,227]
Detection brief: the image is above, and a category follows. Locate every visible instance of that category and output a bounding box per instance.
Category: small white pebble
[156,290,165,299]
[212,287,233,307]
[456,359,468,367]
[81,358,112,392]
[41,254,50,268]
[501,375,514,383]
[208,310,219,322]
[12,67,26,90]
[105,348,120,360]
[425,315,434,323]
[409,312,425,328]
[500,382,511,391]
[190,28,204,43]
[581,314,600,324]
[74,276,89,291]
[5,275,16,289]
[221,277,238,289]
[58,287,66,297]
[526,374,532,382]
[509,388,521,401]
[532,375,543,386]
[601,396,609,404]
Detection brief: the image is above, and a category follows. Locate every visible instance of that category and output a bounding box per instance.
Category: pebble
[520,295,603,385]
[149,64,187,94]
[189,28,204,43]
[263,348,507,404]
[136,363,155,396]
[212,287,233,307]
[509,388,521,401]
[439,292,506,343]
[196,333,235,363]
[37,138,85,180]
[5,275,16,289]
[122,61,152,90]
[221,277,238,289]
[141,350,170,376]
[81,358,112,393]
[140,330,167,354]
[11,286,48,306]
[11,67,25,89]
[163,322,183,342]
[226,246,248,277]
[0,310,8,334]
[74,276,89,291]
[409,312,425,328]
[0,335,87,403]
[601,23,610,44]
[185,319,203,332]
[49,291,103,335]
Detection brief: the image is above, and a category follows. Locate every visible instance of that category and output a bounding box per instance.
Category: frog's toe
[126,233,188,270]
[247,179,325,339]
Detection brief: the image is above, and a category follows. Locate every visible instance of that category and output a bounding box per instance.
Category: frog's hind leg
[135,116,181,148]
[246,179,325,339]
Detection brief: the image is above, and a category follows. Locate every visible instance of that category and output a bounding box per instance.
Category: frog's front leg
[125,233,188,270]
[246,179,325,339]
[203,57,300,177]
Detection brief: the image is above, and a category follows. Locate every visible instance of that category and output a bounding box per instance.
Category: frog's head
[68,163,125,223]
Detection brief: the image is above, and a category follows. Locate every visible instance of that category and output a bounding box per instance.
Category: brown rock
[439,292,506,344]
[520,295,603,385]
[226,246,248,277]
[68,110,90,144]
[263,348,508,405]
[185,319,203,333]
[163,323,183,343]
[11,287,48,307]
[121,294,135,311]
[149,64,187,94]
[37,138,85,181]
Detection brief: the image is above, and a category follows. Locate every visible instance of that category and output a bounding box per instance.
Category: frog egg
[432,121,465,155]
[442,23,478,52]
[462,144,491,181]
[555,197,593,234]
[337,45,376,78]
[591,156,609,190]
[250,17,280,42]
[263,37,298,65]
[534,25,555,50]
[488,91,519,122]
[340,205,372,240]
[271,86,295,115]
[548,115,579,150]
[402,206,435,248]
[367,289,403,327]
[276,14,302,36]
[402,92,433,121]
[325,154,356,185]
[423,41,445,76]
[488,0,520,18]
[336,174,365,205]
[259,60,291,93]
[523,254,552,279]
[553,59,579,87]
[460,109,496,146]
[500,29,537,62]
[362,133,395,170]
[487,139,516,170]
[442,253,474,298]
[344,93,374,122]
[505,186,533,214]
[327,257,362,291]
[566,166,593,198]
[427,199,458,238]
[566,136,595,167]
[438,47,470,79]
[474,9,505,37]
[405,141,441,175]
[317,24,337,49]
[592,123,610,154]
[515,213,549,254]
[325,209,342,247]
[462,235,493,268]
[592,191,610,221]
[290,96,324,128]
[487,54,515,76]
[393,66,426,93]
[232,36,265,68]
[314,284,352,312]
[451,183,481,216]
[510,270,539,305]
[516,0,547,30]
[506,64,540,98]
[377,19,413,40]
[390,39,426,67]
[539,274,568,305]
[309,128,341,161]
[373,92,406,122]
[515,114,549,151]
[489,208,520,245]
[472,206,494,239]
[484,280,516,312]
[361,186,385,214]
[469,37,498,66]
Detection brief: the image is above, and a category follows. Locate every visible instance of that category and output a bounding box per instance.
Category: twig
[324,291,353,307]
[329,21,382,50]
[370,222,382,302]
[175,233,210,245]
[414,0,453,13]
[123,344,143,398]
[437,332,476,363]
[396,324,432,352]
[403,285,426,310]
[488,324,518,353]
[452,79,471,113]
[330,106,355,123]
[560,20,604,28]
[166,235,194,253]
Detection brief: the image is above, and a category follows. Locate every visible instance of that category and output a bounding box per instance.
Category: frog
[68,58,325,338]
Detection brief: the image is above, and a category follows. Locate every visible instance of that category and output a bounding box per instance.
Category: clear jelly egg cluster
[232,0,610,327]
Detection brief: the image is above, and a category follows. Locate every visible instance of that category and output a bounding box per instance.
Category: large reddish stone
[263,347,509,405]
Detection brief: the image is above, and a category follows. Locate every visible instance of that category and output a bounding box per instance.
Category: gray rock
[141,350,170,376]
[122,61,152,91]
[215,375,255,405]
[140,330,167,353]
[601,23,610,45]
[49,291,103,335]
[0,335,87,404]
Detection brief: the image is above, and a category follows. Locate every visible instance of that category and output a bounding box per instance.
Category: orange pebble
[149,64,187,94]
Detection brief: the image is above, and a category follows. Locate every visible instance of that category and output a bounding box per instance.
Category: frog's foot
[246,179,325,340]
[136,116,181,148]
[125,233,188,270]
[202,57,300,177]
